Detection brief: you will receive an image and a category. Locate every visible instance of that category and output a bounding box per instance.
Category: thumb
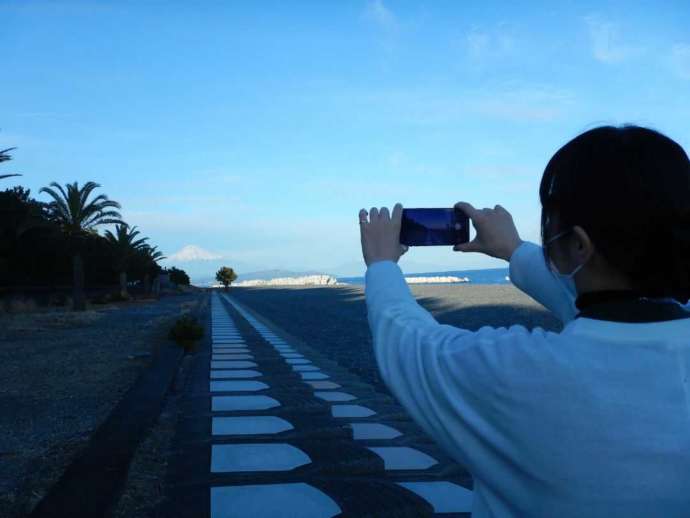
[454,239,483,253]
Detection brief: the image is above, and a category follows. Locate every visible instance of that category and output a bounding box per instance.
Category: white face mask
[544,229,587,299]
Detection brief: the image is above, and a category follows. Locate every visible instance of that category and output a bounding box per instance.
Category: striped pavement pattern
[161,292,474,517]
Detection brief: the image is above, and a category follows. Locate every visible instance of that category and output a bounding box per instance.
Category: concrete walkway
[160,292,474,517]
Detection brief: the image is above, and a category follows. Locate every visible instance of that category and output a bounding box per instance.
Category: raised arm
[365,259,511,474]
[508,241,577,324]
[454,202,577,324]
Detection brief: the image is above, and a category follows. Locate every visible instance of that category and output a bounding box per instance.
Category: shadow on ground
[226,285,563,396]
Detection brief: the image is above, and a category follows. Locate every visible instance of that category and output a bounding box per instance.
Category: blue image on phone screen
[400,208,469,246]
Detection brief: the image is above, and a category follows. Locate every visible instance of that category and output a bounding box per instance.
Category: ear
[571,225,595,264]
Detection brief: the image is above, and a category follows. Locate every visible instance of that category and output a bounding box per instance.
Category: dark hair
[540,125,690,304]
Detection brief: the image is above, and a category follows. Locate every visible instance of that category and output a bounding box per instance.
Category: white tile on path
[211,354,253,360]
[305,381,341,390]
[291,365,320,372]
[367,447,438,470]
[212,416,294,435]
[331,405,375,418]
[300,372,329,380]
[211,443,310,472]
[210,483,341,518]
[348,423,402,440]
[313,391,356,402]
[210,370,262,379]
[396,481,474,513]
[285,358,310,365]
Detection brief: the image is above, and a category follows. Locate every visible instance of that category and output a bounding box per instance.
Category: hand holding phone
[452,201,524,260]
[359,203,409,266]
[400,208,470,246]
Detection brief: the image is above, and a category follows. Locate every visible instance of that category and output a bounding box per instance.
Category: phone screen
[400,208,470,246]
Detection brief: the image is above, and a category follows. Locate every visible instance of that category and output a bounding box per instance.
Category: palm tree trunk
[119,271,128,299]
[72,254,86,311]
[144,273,151,295]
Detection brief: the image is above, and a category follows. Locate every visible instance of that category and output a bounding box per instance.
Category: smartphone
[400,208,470,246]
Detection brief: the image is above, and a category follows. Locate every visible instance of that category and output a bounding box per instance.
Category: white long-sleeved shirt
[365,241,690,518]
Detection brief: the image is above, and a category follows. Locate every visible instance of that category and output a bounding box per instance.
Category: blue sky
[3,0,690,277]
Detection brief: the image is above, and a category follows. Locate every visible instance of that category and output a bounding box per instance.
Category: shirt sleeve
[364,260,519,474]
[508,241,577,324]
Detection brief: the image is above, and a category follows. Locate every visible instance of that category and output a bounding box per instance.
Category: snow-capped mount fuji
[166,245,222,262]
[162,245,257,285]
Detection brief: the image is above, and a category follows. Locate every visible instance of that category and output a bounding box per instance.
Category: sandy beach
[228,284,562,395]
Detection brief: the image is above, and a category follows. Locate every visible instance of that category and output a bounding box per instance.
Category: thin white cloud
[363,0,398,32]
[584,15,642,63]
[668,43,690,80]
[465,24,516,60]
[471,85,575,122]
[353,83,576,124]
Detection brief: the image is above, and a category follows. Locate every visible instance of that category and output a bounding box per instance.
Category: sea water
[339,267,510,285]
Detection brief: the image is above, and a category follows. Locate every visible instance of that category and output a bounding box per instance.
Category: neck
[575,265,635,295]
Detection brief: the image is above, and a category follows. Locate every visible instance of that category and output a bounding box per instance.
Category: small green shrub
[169,314,204,343]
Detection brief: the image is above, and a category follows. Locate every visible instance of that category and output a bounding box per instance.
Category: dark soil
[0,293,203,518]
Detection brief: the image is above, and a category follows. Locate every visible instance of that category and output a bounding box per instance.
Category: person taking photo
[359,125,690,517]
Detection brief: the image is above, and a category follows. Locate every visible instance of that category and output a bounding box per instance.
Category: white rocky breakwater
[405,276,470,284]
[234,275,339,287]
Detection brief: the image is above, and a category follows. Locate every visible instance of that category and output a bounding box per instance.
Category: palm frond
[39,185,71,224]
[96,217,127,226]
[40,181,124,233]
[81,199,122,225]
[132,237,149,249]
[0,173,22,180]
[141,244,166,262]
[79,181,101,209]
[0,147,16,162]
[83,210,124,229]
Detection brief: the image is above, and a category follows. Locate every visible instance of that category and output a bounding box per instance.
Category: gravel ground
[228,284,562,395]
[0,293,203,518]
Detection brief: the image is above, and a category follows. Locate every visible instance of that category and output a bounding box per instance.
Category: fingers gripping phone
[400,208,470,246]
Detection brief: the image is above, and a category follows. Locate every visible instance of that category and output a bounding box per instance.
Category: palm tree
[0,147,22,180]
[40,181,124,310]
[140,245,166,295]
[104,224,149,299]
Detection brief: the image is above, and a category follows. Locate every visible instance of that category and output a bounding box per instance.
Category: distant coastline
[339,267,510,286]
[199,267,511,287]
